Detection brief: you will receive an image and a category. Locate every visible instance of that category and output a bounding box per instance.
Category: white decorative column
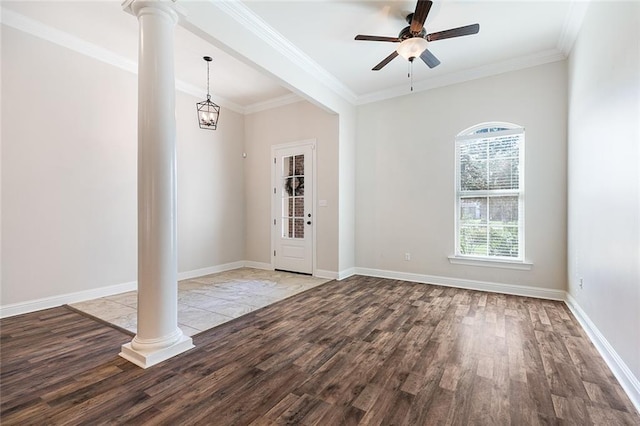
[120,0,193,368]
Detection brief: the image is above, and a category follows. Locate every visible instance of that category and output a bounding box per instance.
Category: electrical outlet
[404,253,411,261]
[579,278,584,289]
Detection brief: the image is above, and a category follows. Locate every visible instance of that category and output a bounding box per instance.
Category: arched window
[454,122,525,261]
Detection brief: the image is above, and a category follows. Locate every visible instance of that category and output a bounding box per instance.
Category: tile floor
[69,268,330,336]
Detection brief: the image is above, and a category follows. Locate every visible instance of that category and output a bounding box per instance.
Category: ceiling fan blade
[419,48,440,68]
[372,51,399,71]
[426,23,480,42]
[355,35,401,42]
[410,0,433,34]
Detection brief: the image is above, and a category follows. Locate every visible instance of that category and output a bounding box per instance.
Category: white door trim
[271,139,317,275]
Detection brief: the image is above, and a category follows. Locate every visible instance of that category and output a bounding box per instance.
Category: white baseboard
[0,280,137,319]
[314,269,338,280]
[1,261,248,319]
[353,267,565,301]
[177,261,245,281]
[565,293,640,413]
[338,267,356,281]
[243,261,273,271]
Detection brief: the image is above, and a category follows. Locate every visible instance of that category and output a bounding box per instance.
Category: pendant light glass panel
[197,97,220,130]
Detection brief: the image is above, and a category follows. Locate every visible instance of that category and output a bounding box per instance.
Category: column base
[119,334,194,368]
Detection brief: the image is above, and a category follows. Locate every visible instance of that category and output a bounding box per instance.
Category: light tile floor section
[69,268,330,337]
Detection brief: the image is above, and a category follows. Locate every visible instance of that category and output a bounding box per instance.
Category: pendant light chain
[206,59,211,100]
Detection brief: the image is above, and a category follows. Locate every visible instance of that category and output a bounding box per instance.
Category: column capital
[122,0,183,23]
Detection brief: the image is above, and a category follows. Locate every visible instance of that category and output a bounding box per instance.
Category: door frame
[270,139,317,275]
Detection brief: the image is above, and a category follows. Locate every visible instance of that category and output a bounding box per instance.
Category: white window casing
[453,123,528,267]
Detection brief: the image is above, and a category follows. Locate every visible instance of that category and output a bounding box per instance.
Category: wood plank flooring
[1,276,638,425]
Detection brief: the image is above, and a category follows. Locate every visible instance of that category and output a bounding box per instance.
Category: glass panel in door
[281,154,304,239]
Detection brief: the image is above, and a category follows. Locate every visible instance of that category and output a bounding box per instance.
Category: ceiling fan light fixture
[396,37,429,60]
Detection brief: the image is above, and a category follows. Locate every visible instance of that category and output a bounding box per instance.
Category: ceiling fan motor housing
[399,26,426,40]
[405,12,415,25]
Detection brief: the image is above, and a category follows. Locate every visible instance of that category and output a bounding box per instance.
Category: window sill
[448,256,533,270]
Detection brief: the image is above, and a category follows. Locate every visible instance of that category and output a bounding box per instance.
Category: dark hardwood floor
[1,276,638,425]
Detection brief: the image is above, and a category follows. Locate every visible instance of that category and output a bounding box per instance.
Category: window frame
[453,123,526,265]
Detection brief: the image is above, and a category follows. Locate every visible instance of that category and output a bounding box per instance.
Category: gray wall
[1,26,245,305]
[567,1,640,389]
[243,101,339,274]
[355,61,568,291]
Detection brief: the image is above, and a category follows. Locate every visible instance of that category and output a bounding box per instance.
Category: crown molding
[244,93,303,115]
[1,8,138,74]
[212,0,358,105]
[557,0,590,56]
[0,7,245,114]
[357,48,566,105]
[2,2,588,112]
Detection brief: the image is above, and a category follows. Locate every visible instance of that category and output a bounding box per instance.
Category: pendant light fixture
[196,56,220,130]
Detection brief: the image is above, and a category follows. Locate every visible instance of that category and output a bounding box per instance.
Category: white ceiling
[244,0,572,98]
[1,0,582,111]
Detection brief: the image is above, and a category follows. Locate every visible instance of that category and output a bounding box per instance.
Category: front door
[272,142,314,274]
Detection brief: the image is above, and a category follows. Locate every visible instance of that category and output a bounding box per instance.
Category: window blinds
[456,129,524,259]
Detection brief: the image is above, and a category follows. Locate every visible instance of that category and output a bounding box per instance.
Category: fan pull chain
[410,59,414,92]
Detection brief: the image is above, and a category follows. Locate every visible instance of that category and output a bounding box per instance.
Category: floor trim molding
[177,261,245,281]
[338,267,356,281]
[353,267,565,301]
[564,293,640,413]
[1,261,247,318]
[314,269,338,280]
[355,268,565,301]
[243,261,274,271]
[0,280,138,319]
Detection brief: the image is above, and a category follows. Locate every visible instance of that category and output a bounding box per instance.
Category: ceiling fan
[355,0,480,71]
